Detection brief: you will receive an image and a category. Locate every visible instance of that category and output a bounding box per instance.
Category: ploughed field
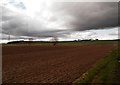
[2,44,116,83]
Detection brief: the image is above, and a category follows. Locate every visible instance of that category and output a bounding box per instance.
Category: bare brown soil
[2,44,116,83]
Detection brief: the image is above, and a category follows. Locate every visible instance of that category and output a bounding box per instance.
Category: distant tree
[78,39,81,41]
[74,40,77,42]
[27,38,33,44]
[28,38,33,41]
[96,39,99,41]
[51,37,58,46]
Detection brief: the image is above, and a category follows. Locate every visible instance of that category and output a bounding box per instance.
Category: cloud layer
[1,1,118,38]
[51,2,118,31]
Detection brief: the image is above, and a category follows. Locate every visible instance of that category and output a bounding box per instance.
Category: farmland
[2,41,118,83]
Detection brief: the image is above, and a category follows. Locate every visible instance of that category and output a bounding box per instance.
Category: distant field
[2,40,118,46]
[2,41,118,83]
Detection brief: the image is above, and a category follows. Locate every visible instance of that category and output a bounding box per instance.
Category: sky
[0,0,119,43]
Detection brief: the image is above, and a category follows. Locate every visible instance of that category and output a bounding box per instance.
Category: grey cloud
[1,6,18,21]
[51,2,118,31]
[1,6,69,38]
[1,2,118,38]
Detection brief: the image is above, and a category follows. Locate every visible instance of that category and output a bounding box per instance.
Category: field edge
[72,48,120,84]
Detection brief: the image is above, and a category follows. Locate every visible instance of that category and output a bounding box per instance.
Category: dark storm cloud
[51,2,118,31]
[1,2,118,38]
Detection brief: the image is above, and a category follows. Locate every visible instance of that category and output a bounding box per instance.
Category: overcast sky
[0,0,119,42]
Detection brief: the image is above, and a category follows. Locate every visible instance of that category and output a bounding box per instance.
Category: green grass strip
[73,48,119,84]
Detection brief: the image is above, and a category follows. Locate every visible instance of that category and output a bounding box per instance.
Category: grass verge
[73,48,120,84]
